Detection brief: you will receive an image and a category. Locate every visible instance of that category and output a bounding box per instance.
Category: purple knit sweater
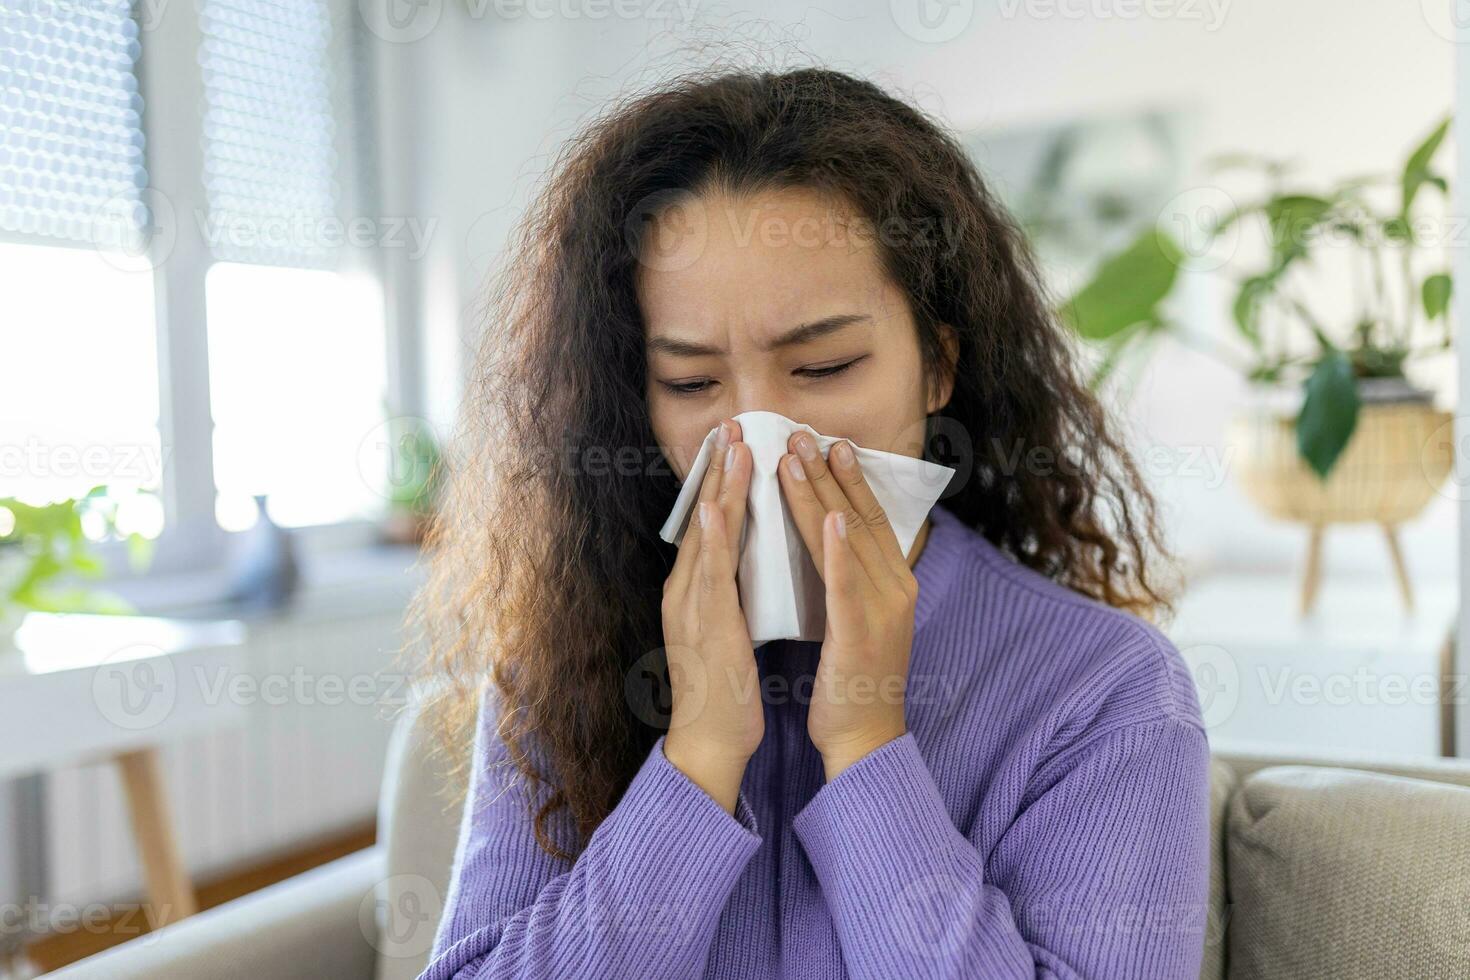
[421,503,1212,979]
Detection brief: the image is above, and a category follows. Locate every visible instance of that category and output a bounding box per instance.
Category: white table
[1166,572,1458,758]
[0,612,246,928]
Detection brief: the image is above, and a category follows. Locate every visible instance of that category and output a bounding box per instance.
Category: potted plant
[1059,116,1455,613]
[0,487,153,651]
[378,415,443,547]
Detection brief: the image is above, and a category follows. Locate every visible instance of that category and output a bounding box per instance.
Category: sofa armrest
[1212,739,1470,791]
[48,847,385,980]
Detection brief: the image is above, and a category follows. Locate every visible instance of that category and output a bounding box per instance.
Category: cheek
[648,401,703,483]
[855,348,931,455]
[805,366,927,455]
[822,412,893,454]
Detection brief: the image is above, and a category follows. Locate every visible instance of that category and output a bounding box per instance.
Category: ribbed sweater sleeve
[417,703,763,980]
[790,717,1211,979]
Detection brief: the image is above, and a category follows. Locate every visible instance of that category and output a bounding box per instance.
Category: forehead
[635,186,896,341]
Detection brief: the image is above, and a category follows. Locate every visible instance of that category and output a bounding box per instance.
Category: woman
[412,66,1210,980]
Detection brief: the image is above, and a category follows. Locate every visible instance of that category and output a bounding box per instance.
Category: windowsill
[111,541,425,625]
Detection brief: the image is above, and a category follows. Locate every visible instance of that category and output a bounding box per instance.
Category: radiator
[43,595,414,910]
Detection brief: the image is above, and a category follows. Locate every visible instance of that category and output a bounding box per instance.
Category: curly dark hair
[403,65,1177,862]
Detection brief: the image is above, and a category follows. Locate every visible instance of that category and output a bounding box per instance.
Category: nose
[727,381,797,425]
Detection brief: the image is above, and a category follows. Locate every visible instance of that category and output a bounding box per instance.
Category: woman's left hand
[778,431,917,781]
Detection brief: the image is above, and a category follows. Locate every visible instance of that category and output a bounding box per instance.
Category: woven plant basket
[1227,383,1454,615]
[1228,398,1454,525]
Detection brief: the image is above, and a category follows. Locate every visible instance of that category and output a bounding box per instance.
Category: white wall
[371,0,1457,586]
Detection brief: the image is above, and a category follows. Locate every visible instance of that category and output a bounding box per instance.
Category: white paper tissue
[658,410,956,643]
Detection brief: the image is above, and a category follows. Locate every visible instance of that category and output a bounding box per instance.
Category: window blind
[0,2,148,249]
[199,0,341,268]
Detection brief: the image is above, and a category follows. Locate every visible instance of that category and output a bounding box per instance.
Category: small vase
[225,495,300,612]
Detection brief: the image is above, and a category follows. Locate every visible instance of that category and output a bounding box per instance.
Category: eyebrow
[646,313,872,357]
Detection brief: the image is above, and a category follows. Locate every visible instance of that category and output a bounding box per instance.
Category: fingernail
[697,501,709,526]
[794,434,818,460]
[834,511,847,539]
[833,440,854,467]
[715,421,731,452]
[786,455,805,481]
[724,444,736,469]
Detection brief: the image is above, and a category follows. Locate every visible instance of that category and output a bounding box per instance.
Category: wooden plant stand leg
[1381,522,1414,613]
[1300,523,1325,617]
[114,747,198,928]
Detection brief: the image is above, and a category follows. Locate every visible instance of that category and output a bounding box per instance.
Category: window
[0,1,159,537]
[1,0,393,565]
[198,0,340,269]
[0,2,148,247]
[198,0,389,530]
[0,243,160,507]
[206,262,387,530]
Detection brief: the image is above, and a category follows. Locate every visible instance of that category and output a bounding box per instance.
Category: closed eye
[797,356,865,380]
[658,356,867,397]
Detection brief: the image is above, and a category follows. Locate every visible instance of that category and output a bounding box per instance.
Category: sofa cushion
[1226,765,1470,980]
[373,703,467,980]
[1199,757,1235,980]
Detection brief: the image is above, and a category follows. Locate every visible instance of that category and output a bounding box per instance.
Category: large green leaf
[1296,351,1360,479]
[1232,275,1272,346]
[1423,273,1452,320]
[1263,195,1333,268]
[1402,117,1450,219]
[1059,227,1183,341]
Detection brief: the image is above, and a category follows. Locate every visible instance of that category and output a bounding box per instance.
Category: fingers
[823,438,907,569]
[669,419,741,587]
[696,500,745,636]
[822,510,868,643]
[716,423,749,576]
[777,432,901,588]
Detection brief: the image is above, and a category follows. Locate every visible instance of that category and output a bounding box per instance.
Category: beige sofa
[50,705,1470,980]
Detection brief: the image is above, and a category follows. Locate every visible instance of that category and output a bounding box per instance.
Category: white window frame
[2,2,411,584]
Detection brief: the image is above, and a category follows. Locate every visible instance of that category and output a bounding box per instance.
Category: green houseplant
[1059,115,1453,479]
[0,487,152,649]
[378,413,443,547]
[1056,116,1456,612]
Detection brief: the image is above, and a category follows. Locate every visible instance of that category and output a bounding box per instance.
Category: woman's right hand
[660,418,763,812]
